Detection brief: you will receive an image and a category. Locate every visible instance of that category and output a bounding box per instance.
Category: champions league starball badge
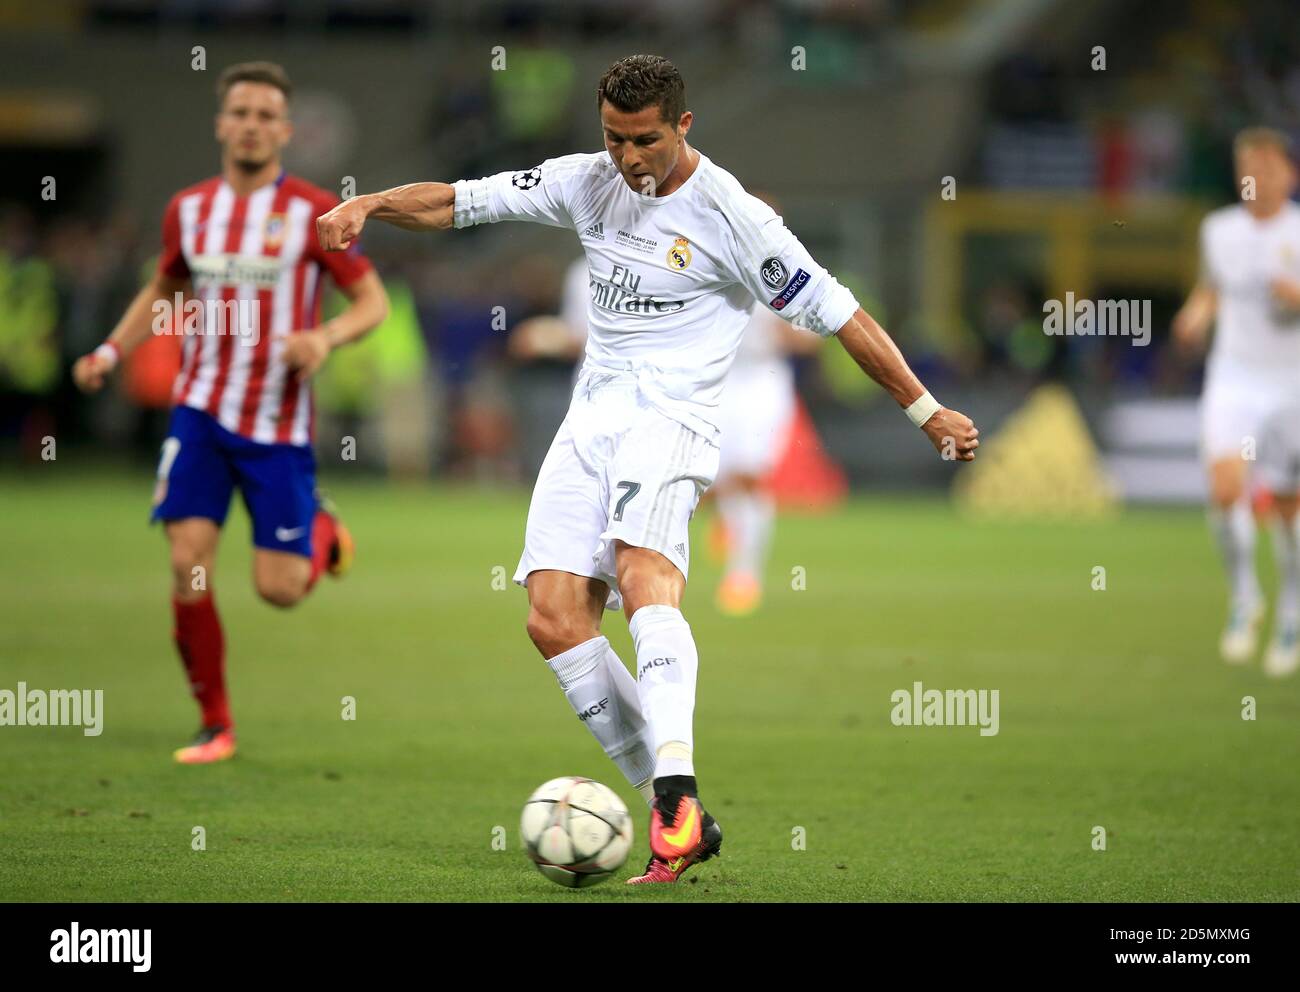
[511,167,542,190]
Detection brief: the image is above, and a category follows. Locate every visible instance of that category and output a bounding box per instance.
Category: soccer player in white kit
[1174,127,1300,668]
[511,251,818,618]
[711,288,820,617]
[318,55,979,883]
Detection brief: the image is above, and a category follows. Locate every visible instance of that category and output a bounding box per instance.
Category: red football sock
[172,593,231,730]
[307,509,337,589]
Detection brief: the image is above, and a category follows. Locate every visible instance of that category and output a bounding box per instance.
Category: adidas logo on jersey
[581,221,605,241]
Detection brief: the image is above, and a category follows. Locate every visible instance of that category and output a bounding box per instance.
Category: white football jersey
[558,253,792,371]
[453,150,858,438]
[1201,201,1300,382]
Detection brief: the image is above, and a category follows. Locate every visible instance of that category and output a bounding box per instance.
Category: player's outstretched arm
[317,183,456,251]
[507,316,586,363]
[1172,283,1217,354]
[72,272,189,393]
[834,307,979,461]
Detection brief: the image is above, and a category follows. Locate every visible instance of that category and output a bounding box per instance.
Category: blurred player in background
[72,62,389,763]
[710,311,817,617]
[1255,401,1300,677]
[1174,126,1300,667]
[506,254,589,367]
[510,241,821,619]
[318,54,978,883]
[709,193,821,616]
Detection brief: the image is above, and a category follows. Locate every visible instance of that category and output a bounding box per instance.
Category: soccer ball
[520,776,634,888]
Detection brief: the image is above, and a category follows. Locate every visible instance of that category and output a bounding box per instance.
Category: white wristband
[904,390,941,428]
[93,342,120,371]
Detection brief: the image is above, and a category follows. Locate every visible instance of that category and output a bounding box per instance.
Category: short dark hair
[217,61,292,108]
[596,55,685,125]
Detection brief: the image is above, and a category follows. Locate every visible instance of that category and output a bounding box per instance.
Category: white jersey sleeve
[713,184,860,338]
[452,152,606,231]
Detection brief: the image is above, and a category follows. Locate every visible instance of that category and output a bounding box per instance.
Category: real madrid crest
[666,236,692,271]
[264,212,286,250]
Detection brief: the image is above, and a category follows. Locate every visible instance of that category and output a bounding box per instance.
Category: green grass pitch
[2,470,1297,902]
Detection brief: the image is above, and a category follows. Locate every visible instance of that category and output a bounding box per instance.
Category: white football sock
[719,489,775,579]
[544,635,656,801]
[1273,516,1300,625]
[628,605,698,779]
[1209,501,1261,608]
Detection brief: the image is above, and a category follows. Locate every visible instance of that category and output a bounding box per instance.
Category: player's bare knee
[169,549,198,585]
[525,608,565,655]
[1210,480,1243,509]
[255,573,307,609]
[169,547,212,598]
[1208,460,1246,508]
[255,582,302,609]
[616,552,682,615]
[525,607,592,658]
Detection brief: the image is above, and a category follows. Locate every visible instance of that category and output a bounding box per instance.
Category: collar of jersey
[219,169,287,200]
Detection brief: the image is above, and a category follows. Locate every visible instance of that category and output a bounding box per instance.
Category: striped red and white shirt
[159,171,372,447]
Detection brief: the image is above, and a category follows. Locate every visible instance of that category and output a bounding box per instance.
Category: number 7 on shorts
[614,480,641,522]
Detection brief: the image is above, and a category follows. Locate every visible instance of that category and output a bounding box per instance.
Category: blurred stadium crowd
[2,0,1298,486]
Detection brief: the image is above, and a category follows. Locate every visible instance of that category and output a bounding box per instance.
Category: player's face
[600,102,690,195]
[216,82,292,171]
[1236,144,1298,210]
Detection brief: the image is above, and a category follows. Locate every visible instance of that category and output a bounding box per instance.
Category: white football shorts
[1199,361,1297,464]
[1255,403,1300,495]
[514,366,720,611]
